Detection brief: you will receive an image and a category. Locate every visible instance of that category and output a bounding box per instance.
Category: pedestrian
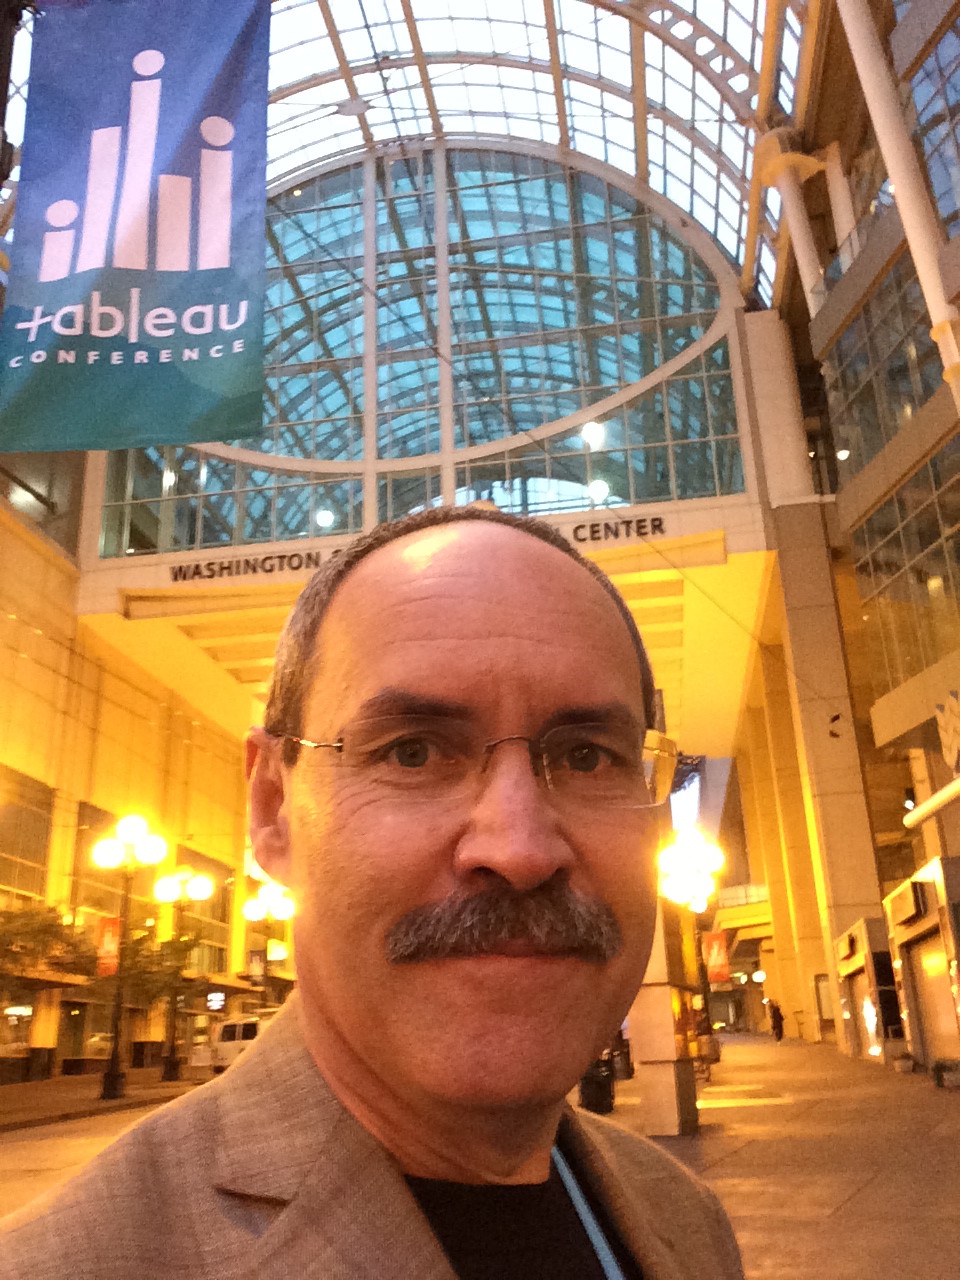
[769,1000,785,1042]
[0,507,744,1280]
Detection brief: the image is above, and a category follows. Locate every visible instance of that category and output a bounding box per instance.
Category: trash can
[578,1057,615,1114]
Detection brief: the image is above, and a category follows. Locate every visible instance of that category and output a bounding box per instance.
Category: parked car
[209,1011,278,1074]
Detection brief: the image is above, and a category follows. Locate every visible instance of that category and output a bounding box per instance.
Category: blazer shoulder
[572,1112,744,1280]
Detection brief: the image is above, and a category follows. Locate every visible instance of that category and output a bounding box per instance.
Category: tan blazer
[0,997,743,1279]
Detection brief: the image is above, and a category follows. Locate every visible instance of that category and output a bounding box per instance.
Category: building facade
[1,0,960,1106]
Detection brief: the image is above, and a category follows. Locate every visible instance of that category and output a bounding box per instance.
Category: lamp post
[90,815,167,1101]
[658,826,725,1037]
[242,883,294,1007]
[153,868,215,1082]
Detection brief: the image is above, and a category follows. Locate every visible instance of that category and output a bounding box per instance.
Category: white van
[210,1012,277,1073]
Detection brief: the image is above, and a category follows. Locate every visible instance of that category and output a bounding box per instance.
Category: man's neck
[297,1003,563,1185]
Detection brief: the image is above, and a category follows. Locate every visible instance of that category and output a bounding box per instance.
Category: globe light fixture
[657,827,725,914]
[580,420,605,451]
[243,881,296,1004]
[316,508,336,529]
[88,815,169,1100]
[151,867,217,1081]
[587,478,610,504]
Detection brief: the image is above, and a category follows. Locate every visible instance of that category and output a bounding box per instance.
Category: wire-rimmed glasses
[278,716,677,811]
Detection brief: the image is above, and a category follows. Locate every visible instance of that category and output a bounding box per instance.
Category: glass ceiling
[1,0,804,301]
[266,0,803,296]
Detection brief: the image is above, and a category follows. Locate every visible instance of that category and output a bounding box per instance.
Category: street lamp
[657,827,725,915]
[242,882,294,1006]
[153,868,215,1082]
[90,815,167,1100]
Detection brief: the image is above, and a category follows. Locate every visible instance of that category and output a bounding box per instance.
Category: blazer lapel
[210,995,457,1280]
[559,1110,692,1280]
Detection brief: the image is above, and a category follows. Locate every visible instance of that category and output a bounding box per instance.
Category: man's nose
[453,739,575,891]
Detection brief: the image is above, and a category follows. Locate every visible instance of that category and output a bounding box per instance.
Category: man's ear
[246,726,292,883]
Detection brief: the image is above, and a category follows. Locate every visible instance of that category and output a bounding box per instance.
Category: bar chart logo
[38,49,234,282]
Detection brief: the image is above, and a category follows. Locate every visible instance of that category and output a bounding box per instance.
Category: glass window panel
[624,390,666,446]
[242,488,275,543]
[672,440,717,498]
[591,451,631,505]
[715,438,745,494]
[630,446,672,502]
[104,452,129,505]
[172,497,200,551]
[667,378,710,441]
[199,493,236,547]
[131,449,165,502]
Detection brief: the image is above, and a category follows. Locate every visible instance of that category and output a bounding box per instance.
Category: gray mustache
[385,879,623,964]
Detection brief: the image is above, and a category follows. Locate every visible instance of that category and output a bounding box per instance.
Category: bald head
[264,506,656,764]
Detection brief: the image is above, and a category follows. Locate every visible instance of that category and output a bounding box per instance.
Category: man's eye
[388,738,433,769]
[563,742,608,773]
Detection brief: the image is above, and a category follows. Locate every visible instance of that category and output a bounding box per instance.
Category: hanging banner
[0,0,270,452]
[95,916,122,978]
[702,930,730,985]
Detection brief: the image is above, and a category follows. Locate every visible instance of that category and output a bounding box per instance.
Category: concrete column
[775,163,825,314]
[44,792,79,909]
[760,649,830,1041]
[434,140,455,505]
[834,0,960,398]
[743,309,815,509]
[361,152,378,531]
[628,901,699,1137]
[27,988,60,1079]
[740,710,806,1038]
[229,868,249,977]
[772,502,884,1051]
[821,141,859,264]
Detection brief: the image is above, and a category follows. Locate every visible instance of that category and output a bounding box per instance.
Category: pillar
[821,141,859,267]
[775,164,825,314]
[741,708,807,1038]
[627,901,699,1136]
[744,305,882,1050]
[44,792,79,909]
[834,0,960,398]
[27,988,60,1080]
[755,132,825,316]
[760,646,831,1040]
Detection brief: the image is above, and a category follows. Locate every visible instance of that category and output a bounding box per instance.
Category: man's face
[272,523,661,1112]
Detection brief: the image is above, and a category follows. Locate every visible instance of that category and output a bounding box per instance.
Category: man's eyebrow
[539,704,645,735]
[350,688,476,722]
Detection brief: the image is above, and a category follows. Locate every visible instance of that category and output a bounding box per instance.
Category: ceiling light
[587,479,609,504]
[292,188,302,197]
[316,509,336,529]
[336,97,370,117]
[836,448,851,462]
[580,421,605,451]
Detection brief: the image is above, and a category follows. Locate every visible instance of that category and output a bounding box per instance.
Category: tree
[0,906,98,979]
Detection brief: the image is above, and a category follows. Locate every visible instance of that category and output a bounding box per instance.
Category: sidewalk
[608,1035,960,1280]
[0,1067,204,1133]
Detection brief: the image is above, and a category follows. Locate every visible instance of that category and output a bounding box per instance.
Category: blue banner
[0,0,270,452]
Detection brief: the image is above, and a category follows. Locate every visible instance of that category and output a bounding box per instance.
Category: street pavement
[614,1033,960,1280]
[0,1107,155,1218]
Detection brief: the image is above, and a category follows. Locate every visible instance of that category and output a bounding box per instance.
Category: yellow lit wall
[0,503,247,930]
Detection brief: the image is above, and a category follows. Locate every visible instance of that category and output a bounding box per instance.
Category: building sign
[0,0,270,452]
[95,916,121,978]
[702,931,730,985]
[570,516,666,544]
